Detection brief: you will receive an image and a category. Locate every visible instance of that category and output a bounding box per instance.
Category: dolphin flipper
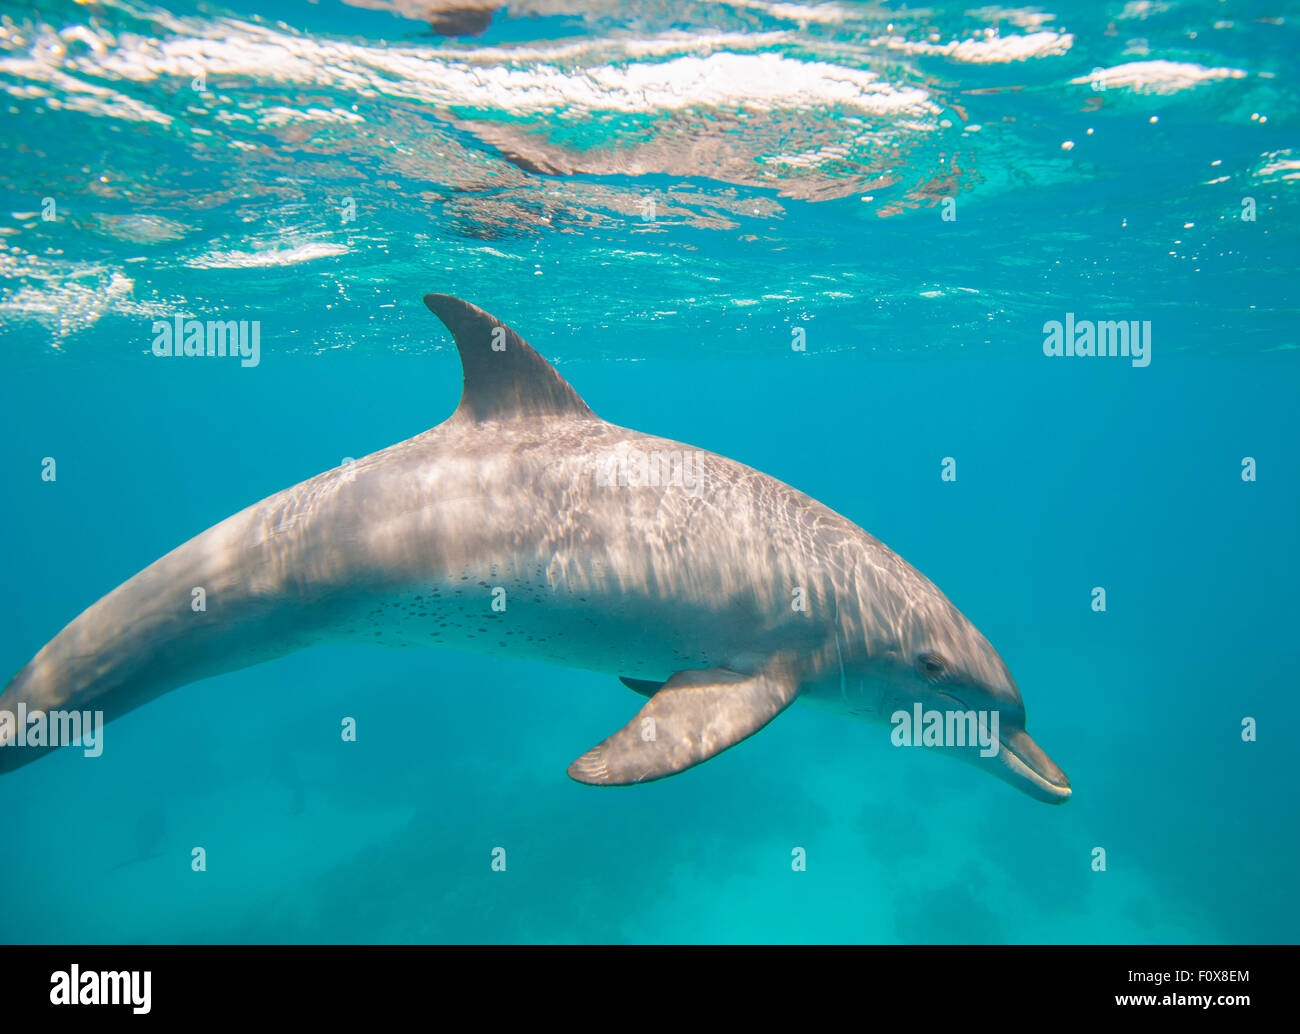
[568,666,799,785]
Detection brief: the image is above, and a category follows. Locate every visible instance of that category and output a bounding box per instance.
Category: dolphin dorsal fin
[424,293,596,423]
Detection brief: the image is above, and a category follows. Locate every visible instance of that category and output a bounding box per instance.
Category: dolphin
[0,294,1070,802]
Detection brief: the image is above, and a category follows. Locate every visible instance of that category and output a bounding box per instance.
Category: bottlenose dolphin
[0,294,1070,802]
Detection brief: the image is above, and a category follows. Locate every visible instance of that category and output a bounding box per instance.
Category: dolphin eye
[917,652,948,681]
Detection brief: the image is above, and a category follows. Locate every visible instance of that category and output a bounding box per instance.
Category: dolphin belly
[348,565,762,683]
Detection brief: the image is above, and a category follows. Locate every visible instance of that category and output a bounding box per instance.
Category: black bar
[0,945,1288,1020]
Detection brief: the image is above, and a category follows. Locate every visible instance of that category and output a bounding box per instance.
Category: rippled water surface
[3,0,1296,354]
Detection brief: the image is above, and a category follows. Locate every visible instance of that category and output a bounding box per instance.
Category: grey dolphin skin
[0,294,1070,802]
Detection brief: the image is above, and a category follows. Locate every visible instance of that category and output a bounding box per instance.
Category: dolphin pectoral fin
[618,676,664,698]
[568,666,799,785]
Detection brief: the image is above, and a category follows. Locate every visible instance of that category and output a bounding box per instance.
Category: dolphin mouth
[997,726,1071,804]
[933,691,1071,804]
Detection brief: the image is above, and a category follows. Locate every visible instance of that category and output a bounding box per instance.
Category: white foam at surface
[185,243,349,269]
[875,30,1073,63]
[1070,61,1247,94]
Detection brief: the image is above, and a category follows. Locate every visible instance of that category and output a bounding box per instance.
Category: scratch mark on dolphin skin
[834,595,847,702]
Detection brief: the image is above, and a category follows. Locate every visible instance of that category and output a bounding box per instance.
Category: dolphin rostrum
[0,294,1070,802]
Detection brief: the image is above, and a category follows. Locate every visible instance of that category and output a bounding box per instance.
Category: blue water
[0,0,1297,944]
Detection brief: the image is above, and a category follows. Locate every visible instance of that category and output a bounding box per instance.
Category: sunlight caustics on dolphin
[0,294,1069,802]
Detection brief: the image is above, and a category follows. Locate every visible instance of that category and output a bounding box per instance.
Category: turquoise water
[0,0,1297,944]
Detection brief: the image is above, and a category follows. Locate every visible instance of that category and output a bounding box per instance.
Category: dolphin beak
[995,727,1071,804]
